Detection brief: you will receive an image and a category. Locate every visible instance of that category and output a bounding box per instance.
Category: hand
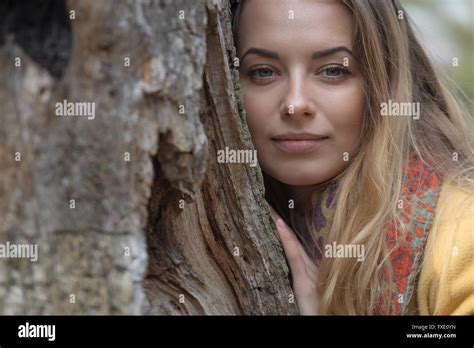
[270,206,320,315]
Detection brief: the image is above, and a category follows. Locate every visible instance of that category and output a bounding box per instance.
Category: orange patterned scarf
[310,153,442,315]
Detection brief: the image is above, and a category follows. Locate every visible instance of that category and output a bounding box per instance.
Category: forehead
[237,0,353,55]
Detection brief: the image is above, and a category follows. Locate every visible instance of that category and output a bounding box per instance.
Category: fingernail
[276,218,284,229]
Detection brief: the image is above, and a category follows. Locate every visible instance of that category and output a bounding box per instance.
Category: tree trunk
[0,0,298,315]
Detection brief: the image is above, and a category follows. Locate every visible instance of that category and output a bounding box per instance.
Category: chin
[279,176,325,186]
[266,169,329,187]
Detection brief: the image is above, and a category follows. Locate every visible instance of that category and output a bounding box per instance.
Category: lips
[271,133,328,153]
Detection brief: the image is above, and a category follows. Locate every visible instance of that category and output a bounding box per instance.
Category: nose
[280,74,316,120]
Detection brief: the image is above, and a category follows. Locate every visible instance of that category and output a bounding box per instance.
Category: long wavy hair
[232,0,474,314]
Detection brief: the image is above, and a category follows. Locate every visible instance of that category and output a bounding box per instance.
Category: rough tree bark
[0,0,298,315]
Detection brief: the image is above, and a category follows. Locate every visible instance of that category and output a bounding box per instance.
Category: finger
[268,205,281,223]
[275,218,306,280]
[276,217,319,280]
[274,216,309,262]
[268,205,319,278]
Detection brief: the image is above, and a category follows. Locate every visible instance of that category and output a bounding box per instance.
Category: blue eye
[248,67,274,79]
[320,66,350,80]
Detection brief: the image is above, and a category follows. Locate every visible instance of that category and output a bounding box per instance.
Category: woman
[232,0,474,315]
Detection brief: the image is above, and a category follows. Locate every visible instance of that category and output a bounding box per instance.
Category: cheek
[323,84,364,151]
[242,90,270,142]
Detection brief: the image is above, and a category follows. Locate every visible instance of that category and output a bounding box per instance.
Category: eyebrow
[240,46,353,62]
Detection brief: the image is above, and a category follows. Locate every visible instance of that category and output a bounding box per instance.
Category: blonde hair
[233,0,474,314]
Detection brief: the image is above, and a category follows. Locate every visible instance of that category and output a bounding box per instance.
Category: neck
[284,184,315,213]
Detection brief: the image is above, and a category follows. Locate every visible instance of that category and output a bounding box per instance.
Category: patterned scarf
[309,153,442,315]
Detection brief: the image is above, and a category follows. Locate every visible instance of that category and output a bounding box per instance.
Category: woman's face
[237,0,364,186]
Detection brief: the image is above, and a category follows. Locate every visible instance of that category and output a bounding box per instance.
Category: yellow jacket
[408,183,474,315]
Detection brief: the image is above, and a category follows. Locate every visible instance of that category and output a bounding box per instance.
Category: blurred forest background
[402,0,473,109]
